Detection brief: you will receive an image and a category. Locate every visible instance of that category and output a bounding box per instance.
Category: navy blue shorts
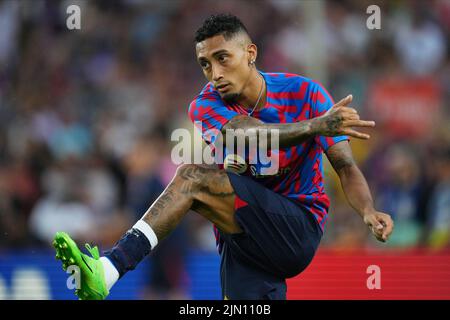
[218,172,323,300]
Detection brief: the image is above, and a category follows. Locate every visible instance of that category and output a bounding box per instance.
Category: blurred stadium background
[0,0,449,299]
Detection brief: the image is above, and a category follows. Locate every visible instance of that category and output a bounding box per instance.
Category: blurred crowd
[0,0,449,296]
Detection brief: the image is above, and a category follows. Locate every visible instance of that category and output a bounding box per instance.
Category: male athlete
[53,14,394,300]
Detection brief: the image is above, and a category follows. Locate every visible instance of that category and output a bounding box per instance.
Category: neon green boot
[53,232,109,300]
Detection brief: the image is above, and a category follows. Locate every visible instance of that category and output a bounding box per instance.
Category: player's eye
[200,61,210,70]
[218,55,228,63]
[199,59,209,69]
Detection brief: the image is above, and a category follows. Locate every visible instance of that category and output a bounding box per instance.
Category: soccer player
[53,14,394,300]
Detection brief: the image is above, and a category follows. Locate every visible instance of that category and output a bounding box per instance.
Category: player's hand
[363,210,394,242]
[315,94,375,139]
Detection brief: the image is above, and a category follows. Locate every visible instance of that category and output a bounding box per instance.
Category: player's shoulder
[198,82,216,95]
[188,82,224,118]
[262,71,315,86]
[263,72,333,105]
[190,82,221,104]
[190,83,218,106]
[262,72,328,98]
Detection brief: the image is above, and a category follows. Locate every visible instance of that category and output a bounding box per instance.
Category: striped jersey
[188,71,348,230]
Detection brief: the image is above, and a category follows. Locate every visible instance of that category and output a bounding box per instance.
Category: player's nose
[211,65,223,82]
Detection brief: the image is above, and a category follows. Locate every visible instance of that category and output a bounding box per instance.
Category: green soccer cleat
[53,232,109,300]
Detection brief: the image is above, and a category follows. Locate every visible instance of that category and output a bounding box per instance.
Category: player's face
[196,34,254,102]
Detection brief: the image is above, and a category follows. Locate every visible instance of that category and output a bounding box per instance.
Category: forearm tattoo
[223,115,315,149]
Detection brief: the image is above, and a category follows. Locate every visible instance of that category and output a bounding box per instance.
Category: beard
[220,91,240,103]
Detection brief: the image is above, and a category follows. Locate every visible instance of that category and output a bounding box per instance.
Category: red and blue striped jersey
[188,72,348,230]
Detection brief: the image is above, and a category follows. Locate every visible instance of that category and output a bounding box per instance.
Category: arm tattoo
[222,115,316,149]
[326,140,356,174]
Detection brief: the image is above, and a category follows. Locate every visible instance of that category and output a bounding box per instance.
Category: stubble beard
[221,92,240,103]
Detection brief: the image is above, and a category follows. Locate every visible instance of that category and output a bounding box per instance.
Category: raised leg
[141,164,241,240]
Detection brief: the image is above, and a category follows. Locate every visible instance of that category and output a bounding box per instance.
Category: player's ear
[247,43,257,66]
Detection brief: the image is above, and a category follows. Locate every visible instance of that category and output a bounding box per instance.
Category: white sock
[133,219,158,249]
[99,220,158,291]
[100,257,119,291]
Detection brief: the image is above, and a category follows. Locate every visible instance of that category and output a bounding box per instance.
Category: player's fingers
[344,120,376,128]
[372,220,384,234]
[365,216,384,237]
[346,113,360,121]
[381,219,394,241]
[342,129,370,139]
[334,94,353,107]
[371,226,385,242]
[340,106,358,114]
[373,226,386,242]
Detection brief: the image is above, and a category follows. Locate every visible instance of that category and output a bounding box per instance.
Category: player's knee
[174,164,205,190]
[175,164,200,179]
[175,164,194,177]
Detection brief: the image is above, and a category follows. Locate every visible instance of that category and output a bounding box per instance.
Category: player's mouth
[216,83,231,92]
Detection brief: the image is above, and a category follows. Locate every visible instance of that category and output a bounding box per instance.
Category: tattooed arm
[222,114,316,149]
[326,141,394,242]
[221,95,375,149]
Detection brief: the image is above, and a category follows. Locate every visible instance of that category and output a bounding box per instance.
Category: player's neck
[237,70,266,112]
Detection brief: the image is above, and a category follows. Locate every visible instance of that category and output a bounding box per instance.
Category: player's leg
[219,234,288,300]
[53,164,240,299]
[140,163,241,239]
[215,172,324,299]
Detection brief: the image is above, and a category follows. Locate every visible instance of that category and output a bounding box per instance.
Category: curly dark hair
[194,14,249,43]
